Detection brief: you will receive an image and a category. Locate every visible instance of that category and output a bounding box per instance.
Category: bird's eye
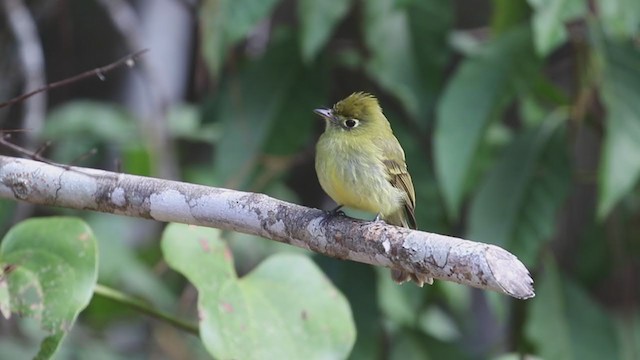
[344,119,359,128]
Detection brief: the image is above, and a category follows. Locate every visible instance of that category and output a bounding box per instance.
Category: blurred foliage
[0,218,98,359]
[0,0,639,359]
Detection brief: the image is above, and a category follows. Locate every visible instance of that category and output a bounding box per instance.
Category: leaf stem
[93,284,199,336]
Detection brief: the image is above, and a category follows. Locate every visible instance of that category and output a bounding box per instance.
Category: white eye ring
[343,119,359,128]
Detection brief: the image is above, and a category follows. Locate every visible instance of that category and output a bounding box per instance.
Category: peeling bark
[0,155,534,299]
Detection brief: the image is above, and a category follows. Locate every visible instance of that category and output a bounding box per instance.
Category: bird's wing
[381,138,417,229]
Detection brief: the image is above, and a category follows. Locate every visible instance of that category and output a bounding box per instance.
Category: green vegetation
[0,0,638,358]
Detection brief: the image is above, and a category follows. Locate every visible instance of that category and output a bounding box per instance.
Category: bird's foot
[329,205,346,217]
[321,205,346,226]
[373,213,387,225]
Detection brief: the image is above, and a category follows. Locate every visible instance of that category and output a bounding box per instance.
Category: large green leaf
[596,0,640,38]
[526,257,620,360]
[390,329,469,360]
[200,0,283,74]
[0,217,98,359]
[161,223,356,360]
[262,56,330,156]
[298,0,353,62]
[213,31,304,187]
[435,26,536,216]
[615,312,640,360]
[468,114,567,259]
[511,124,571,265]
[315,257,381,360]
[42,101,139,165]
[527,0,587,56]
[596,37,640,217]
[43,101,137,142]
[375,267,426,327]
[491,0,530,34]
[363,0,452,123]
[86,214,175,310]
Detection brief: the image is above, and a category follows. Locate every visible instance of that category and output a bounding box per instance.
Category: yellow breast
[315,135,403,216]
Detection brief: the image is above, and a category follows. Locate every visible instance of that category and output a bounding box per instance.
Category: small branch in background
[0,155,535,300]
[0,133,57,165]
[1,0,46,146]
[93,284,199,336]
[0,49,149,110]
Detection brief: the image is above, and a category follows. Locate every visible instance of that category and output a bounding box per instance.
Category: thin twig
[0,134,50,163]
[93,284,200,336]
[2,0,47,144]
[0,49,149,109]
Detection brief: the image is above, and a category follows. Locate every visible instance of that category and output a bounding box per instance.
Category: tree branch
[0,155,534,299]
[0,49,149,110]
[93,284,199,336]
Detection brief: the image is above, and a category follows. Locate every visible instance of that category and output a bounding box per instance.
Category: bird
[313,92,432,286]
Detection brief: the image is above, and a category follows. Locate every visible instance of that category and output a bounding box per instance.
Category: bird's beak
[313,108,334,121]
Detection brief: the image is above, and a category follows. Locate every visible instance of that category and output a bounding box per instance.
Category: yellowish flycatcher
[314,92,431,286]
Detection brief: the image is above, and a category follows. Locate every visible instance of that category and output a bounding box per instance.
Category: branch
[2,0,46,141]
[0,155,535,299]
[93,284,199,335]
[0,49,149,110]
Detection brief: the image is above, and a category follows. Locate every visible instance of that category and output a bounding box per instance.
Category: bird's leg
[373,213,387,224]
[321,205,346,226]
[329,205,346,217]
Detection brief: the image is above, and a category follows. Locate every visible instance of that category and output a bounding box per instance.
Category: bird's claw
[329,205,345,217]
[373,213,387,224]
[321,205,346,226]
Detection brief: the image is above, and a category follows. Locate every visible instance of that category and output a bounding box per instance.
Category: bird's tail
[385,210,433,287]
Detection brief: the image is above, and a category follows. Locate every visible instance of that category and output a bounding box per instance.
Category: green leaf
[43,101,137,141]
[389,330,431,360]
[526,257,620,360]
[375,267,426,327]
[213,31,306,187]
[87,214,175,310]
[468,114,567,258]
[0,217,98,359]
[491,0,530,34]
[418,306,461,342]
[161,223,356,360]
[363,0,452,122]
[596,37,640,217]
[511,125,571,265]
[315,258,381,360]
[390,329,469,360]
[596,0,640,39]
[168,104,220,143]
[615,312,640,360]
[42,101,139,164]
[435,26,536,216]
[298,0,352,62]
[263,57,330,156]
[527,0,587,56]
[200,0,283,74]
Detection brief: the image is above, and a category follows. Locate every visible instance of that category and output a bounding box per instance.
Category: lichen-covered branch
[0,155,534,299]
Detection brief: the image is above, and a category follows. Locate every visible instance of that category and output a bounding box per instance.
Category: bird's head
[314,92,389,135]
